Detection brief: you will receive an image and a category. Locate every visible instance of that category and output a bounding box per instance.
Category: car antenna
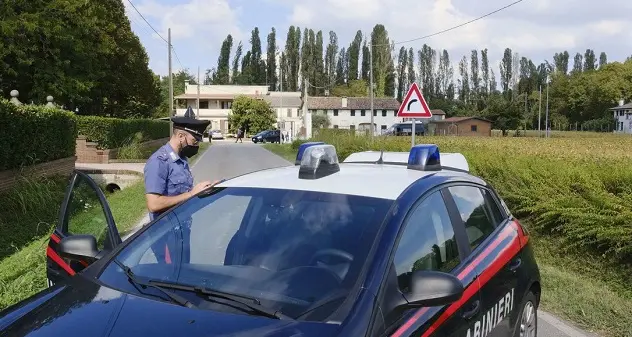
[376,149,384,164]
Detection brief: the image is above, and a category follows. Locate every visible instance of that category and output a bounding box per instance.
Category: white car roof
[217,163,438,200]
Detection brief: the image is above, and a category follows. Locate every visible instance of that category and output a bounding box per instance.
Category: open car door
[46,170,122,286]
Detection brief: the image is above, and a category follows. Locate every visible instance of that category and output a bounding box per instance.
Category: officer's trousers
[151,224,192,265]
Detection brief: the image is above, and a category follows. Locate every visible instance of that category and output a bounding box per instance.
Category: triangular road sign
[397,83,432,118]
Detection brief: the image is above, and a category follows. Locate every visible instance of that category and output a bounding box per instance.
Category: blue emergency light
[295,142,325,165]
[298,144,340,179]
[407,144,441,171]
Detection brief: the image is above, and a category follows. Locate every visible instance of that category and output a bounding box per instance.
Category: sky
[123,0,632,81]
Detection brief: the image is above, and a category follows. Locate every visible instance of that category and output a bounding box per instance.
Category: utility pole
[280,53,284,132]
[302,77,309,139]
[545,78,550,138]
[196,66,200,118]
[369,41,374,138]
[168,28,173,135]
[538,85,542,137]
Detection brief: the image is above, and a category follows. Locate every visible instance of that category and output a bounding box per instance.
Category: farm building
[430,117,492,136]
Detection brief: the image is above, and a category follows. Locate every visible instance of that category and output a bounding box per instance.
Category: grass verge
[262,141,632,337]
[0,141,211,310]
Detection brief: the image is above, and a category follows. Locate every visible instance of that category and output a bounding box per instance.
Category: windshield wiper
[146,280,292,320]
[112,259,196,309]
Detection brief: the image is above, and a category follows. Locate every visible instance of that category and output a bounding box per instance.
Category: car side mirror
[59,235,100,262]
[401,270,464,308]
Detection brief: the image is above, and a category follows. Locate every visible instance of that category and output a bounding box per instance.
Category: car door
[46,170,122,286]
[381,189,483,337]
[445,185,521,336]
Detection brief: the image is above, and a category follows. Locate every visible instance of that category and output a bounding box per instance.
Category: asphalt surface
[134,139,599,337]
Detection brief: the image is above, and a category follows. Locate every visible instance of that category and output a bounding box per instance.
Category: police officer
[144,116,217,264]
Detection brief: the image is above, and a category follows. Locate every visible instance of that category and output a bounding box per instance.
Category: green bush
[0,100,77,171]
[77,116,169,149]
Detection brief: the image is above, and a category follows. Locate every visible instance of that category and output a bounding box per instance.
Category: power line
[126,0,189,72]
[125,0,168,44]
[306,0,524,90]
[379,0,524,47]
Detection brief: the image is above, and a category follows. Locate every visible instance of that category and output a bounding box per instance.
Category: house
[306,96,403,134]
[262,92,303,136]
[430,117,492,136]
[609,100,632,134]
[174,83,305,135]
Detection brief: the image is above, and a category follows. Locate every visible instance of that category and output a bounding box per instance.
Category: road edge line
[539,310,599,337]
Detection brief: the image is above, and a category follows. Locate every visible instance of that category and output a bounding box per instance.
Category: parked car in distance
[210,130,224,140]
[252,130,281,143]
[383,122,425,136]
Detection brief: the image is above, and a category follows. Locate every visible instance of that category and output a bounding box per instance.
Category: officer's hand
[190,181,214,195]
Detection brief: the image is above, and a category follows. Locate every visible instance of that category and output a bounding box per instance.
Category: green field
[265,130,632,337]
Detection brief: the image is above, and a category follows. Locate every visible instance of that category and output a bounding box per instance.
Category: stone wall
[0,156,76,193]
[75,136,168,163]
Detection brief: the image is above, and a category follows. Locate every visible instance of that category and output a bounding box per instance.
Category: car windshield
[99,187,392,321]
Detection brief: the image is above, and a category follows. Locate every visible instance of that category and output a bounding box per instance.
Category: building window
[381,125,387,130]
[361,109,366,116]
[373,110,377,116]
[333,109,339,116]
[350,125,355,130]
[382,110,387,117]
[221,101,232,109]
[394,110,397,116]
[287,108,292,117]
[471,125,477,132]
[333,125,339,129]
[351,110,356,116]
[199,100,209,109]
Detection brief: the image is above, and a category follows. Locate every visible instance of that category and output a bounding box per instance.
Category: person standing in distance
[144,116,218,264]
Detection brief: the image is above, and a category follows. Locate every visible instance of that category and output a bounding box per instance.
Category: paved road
[132,139,599,337]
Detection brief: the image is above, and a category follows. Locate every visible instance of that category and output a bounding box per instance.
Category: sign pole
[411,119,416,146]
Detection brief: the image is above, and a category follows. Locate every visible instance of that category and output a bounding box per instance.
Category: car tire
[513,291,537,337]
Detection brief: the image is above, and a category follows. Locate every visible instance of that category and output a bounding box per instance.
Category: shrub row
[0,99,77,171]
[307,130,632,264]
[76,116,169,149]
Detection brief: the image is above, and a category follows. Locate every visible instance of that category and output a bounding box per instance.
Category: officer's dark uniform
[144,116,209,264]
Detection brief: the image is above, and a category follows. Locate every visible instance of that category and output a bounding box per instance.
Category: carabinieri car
[0,143,540,337]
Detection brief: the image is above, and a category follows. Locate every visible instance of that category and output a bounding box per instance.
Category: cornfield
[306,130,632,264]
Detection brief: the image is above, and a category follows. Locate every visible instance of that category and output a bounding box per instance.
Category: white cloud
[282,0,631,70]
[124,0,245,75]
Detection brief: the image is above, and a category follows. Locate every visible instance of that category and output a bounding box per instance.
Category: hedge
[76,116,170,149]
[0,99,77,171]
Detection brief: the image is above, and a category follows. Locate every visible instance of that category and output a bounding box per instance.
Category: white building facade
[174,83,305,136]
[307,97,446,134]
[610,100,632,134]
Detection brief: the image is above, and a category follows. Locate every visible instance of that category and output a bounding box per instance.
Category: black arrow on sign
[407,99,418,111]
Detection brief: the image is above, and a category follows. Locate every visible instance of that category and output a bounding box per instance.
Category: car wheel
[514,291,537,337]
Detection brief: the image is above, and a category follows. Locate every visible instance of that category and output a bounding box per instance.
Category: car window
[64,174,110,251]
[99,187,392,321]
[393,191,460,293]
[448,186,498,251]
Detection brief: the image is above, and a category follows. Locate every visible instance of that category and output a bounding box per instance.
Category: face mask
[180,137,199,158]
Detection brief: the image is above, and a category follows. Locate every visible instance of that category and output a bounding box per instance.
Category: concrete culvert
[106,183,121,193]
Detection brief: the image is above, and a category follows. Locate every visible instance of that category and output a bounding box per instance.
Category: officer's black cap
[171,117,210,141]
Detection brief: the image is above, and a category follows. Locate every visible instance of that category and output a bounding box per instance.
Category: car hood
[1,277,340,337]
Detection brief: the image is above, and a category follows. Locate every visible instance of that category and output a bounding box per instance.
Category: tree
[583,49,596,71]
[500,48,513,97]
[347,31,363,81]
[266,28,277,90]
[599,52,608,68]
[214,35,233,84]
[483,93,522,135]
[312,113,331,128]
[331,80,368,97]
[228,96,276,134]
[325,31,339,87]
[231,41,242,83]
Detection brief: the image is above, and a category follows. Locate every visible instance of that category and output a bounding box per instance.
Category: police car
[0,143,540,337]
